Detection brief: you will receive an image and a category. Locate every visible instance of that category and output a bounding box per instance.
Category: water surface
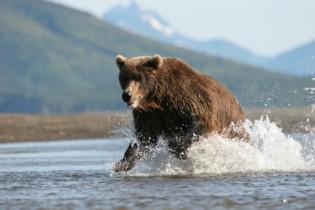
[1,118,315,210]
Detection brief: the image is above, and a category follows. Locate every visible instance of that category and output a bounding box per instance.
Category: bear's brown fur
[114,55,248,172]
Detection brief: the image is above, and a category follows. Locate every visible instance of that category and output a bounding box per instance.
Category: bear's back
[141,57,245,134]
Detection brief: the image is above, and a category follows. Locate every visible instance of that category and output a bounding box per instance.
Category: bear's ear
[116,54,127,68]
[147,54,163,69]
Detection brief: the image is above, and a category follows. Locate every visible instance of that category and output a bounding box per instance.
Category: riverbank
[0,108,313,143]
[0,113,131,143]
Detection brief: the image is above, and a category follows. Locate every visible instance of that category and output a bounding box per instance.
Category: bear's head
[115,54,163,109]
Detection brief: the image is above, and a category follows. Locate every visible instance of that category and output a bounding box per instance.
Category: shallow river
[0,119,315,210]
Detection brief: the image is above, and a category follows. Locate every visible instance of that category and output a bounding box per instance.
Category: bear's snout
[122,91,131,104]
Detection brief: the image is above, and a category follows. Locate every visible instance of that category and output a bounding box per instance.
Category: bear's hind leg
[168,139,189,160]
[167,129,202,160]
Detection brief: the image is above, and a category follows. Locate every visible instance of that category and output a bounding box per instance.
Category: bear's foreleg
[114,143,138,172]
[114,134,159,172]
[114,111,162,172]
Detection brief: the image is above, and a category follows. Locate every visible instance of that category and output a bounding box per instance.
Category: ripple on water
[0,117,315,210]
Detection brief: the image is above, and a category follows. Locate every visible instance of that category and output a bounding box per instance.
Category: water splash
[115,116,315,176]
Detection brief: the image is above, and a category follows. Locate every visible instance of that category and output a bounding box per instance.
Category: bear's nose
[122,92,131,103]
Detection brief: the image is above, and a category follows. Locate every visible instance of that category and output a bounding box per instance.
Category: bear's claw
[113,160,135,172]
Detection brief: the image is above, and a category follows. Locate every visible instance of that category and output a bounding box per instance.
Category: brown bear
[114,54,248,172]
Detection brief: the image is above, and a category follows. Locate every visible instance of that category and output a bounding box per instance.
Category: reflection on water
[0,118,315,209]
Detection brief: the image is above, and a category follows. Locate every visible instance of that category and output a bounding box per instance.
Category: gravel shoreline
[0,108,313,143]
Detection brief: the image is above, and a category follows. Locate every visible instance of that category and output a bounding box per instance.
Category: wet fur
[114,56,248,172]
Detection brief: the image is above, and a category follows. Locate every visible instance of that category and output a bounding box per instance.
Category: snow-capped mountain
[103,2,267,66]
[104,2,176,42]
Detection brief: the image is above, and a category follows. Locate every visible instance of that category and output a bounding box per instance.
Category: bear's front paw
[113,160,135,172]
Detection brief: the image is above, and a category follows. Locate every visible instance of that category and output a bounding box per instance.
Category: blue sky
[48,0,315,57]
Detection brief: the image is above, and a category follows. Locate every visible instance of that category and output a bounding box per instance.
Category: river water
[0,117,315,210]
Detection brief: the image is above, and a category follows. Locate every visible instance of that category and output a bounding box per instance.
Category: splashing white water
[118,116,315,176]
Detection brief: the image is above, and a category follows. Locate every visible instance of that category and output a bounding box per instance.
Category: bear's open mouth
[122,92,137,108]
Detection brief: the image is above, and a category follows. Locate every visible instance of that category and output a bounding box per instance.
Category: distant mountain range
[104,2,267,67]
[0,0,312,113]
[266,41,315,75]
[104,2,315,76]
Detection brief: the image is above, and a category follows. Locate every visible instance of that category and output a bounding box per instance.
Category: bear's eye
[134,74,142,81]
[119,73,142,84]
[119,75,129,83]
